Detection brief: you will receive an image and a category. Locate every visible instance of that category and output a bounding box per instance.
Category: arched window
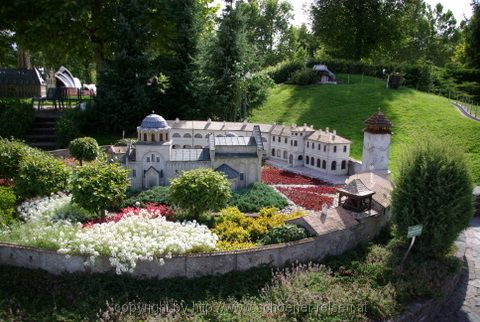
[341,160,347,170]
[322,160,326,169]
[194,133,202,138]
[184,133,192,138]
[331,161,337,170]
[298,155,303,161]
[283,151,288,159]
[172,133,181,138]
[306,156,310,164]
[317,159,321,167]
[183,145,191,148]
[310,157,315,166]
[143,133,147,141]
[272,148,275,156]
[159,133,163,141]
[151,133,155,142]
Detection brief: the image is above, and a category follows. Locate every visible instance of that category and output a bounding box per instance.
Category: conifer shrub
[392,138,474,257]
[229,183,288,213]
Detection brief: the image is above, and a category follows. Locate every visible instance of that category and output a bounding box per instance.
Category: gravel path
[436,217,480,321]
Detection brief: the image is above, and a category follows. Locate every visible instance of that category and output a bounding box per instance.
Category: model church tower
[361,110,393,174]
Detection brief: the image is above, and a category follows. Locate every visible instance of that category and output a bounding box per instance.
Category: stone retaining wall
[0,213,388,279]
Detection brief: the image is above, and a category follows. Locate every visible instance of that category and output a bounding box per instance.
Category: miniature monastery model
[122,111,392,191]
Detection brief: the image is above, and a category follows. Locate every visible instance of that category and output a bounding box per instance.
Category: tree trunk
[17,48,31,69]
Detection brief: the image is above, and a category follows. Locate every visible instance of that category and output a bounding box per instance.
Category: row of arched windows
[305,155,347,171]
[141,132,169,142]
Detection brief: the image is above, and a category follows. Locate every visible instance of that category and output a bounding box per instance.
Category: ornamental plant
[69,137,100,166]
[169,168,232,220]
[229,183,288,213]
[392,138,474,257]
[15,152,71,199]
[261,224,309,245]
[0,138,36,179]
[71,162,130,214]
[0,186,16,225]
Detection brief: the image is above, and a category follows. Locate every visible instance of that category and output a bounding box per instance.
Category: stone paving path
[437,217,480,321]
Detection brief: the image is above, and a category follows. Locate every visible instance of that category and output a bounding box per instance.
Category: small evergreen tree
[170,168,232,220]
[69,137,99,166]
[465,1,480,68]
[392,138,474,257]
[94,0,153,132]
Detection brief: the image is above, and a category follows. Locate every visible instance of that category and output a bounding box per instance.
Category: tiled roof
[170,148,210,161]
[348,173,393,208]
[215,164,240,179]
[305,130,351,144]
[364,111,393,127]
[337,179,375,197]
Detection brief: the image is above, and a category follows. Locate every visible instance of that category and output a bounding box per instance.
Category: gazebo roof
[364,111,393,134]
[337,179,375,197]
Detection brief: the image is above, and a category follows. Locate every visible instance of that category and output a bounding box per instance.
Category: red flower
[261,166,330,185]
[0,178,13,187]
[277,187,334,211]
[82,203,174,228]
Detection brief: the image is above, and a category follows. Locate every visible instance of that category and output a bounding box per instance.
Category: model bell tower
[361,110,393,173]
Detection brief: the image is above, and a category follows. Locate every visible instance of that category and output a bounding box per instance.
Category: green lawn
[250,74,480,184]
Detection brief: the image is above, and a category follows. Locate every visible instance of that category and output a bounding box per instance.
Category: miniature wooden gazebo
[337,179,375,212]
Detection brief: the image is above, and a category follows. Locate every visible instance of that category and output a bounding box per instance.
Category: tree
[240,0,293,66]
[465,1,480,68]
[392,138,474,257]
[170,168,232,220]
[94,0,153,133]
[69,137,100,166]
[311,0,398,60]
[71,163,130,214]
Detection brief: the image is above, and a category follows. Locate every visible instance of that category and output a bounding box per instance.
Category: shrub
[71,162,130,214]
[114,138,138,146]
[170,168,232,220]
[229,183,288,213]
[69,137,100,165]
[262,60,304,83]
[0,138,36,179]
[124,186,171,206]
[0,102,34,139]
[392,138,474,257]
[15,152,71,199]
[55,109,86,148]
[261,224,309,245]
[288,68,317,85]
[0,186,16,225]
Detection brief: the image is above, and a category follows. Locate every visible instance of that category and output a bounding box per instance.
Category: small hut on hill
[312,64,337,84]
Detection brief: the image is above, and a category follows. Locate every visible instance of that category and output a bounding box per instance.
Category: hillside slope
[250,75,480,184]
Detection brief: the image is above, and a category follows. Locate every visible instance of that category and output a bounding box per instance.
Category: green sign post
[401,225,423,266]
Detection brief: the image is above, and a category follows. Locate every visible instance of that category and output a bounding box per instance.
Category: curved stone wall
[0,212,388,279]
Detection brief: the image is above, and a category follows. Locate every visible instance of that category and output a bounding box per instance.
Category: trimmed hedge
[124,186,171,207]
[229,183,288,213]
[0,101,34,139]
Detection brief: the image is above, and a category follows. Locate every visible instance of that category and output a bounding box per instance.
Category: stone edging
[0,213,388,279]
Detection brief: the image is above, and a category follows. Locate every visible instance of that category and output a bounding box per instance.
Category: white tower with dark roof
[361,111,393,173]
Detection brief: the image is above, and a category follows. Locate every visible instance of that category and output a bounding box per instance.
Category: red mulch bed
[261,166,330,185]
[277,187,334,211]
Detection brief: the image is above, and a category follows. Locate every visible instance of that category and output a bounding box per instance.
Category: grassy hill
[250,74,480,184]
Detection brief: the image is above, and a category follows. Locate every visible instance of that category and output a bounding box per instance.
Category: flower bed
[277,187,334,211]
[261,166,330,185]
[83,203,174,227]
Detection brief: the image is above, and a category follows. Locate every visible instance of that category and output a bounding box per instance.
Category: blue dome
[140,113,168,129]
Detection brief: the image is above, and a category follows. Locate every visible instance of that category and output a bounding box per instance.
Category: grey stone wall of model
[0,210,388,280]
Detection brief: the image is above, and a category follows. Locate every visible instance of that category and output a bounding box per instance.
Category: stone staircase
[25,110,63,150]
